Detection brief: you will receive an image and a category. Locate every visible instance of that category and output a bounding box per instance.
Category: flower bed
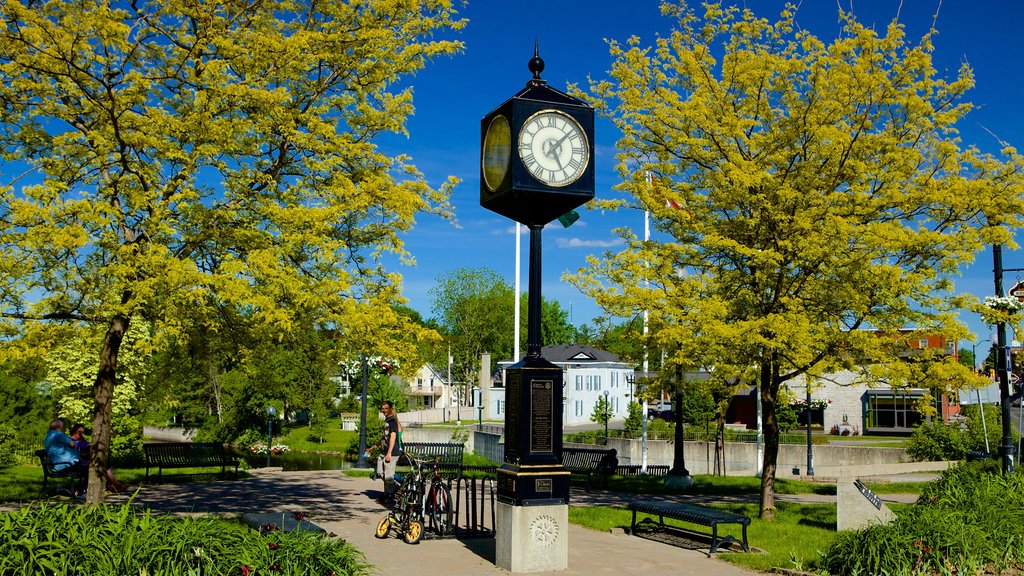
[250,444,290,455]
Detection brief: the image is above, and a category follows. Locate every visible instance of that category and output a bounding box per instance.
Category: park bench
[615,464,670,476]
[628,499,751,555]
[35,449,85,497]
[399,441,464,476]
[560,446,613,486]
[142,442,239,480]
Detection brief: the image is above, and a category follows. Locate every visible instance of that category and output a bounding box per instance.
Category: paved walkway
[106,469,770,576]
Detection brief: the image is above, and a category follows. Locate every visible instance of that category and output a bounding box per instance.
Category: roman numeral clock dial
[518,110,589,187]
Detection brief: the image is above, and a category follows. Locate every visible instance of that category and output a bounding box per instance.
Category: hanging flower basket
[791,398,831,410]
[980,296,1024,326]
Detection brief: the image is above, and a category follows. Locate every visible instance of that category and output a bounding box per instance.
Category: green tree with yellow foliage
[570,2,1024,518]
[0,0,463,502]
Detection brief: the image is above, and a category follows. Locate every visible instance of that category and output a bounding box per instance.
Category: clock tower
[480,45,595,226]
[480,46,595,573]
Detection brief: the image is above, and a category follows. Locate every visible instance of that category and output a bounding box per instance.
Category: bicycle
[374,452,454,543]
[420,456,454,537]
[375,453,426,544]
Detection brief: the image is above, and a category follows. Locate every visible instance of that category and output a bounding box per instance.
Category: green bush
[0,501,370,575]
[961,403,1017,452]
[0,426,18,468]
[818,461,1024,575]
[904,420,970,461]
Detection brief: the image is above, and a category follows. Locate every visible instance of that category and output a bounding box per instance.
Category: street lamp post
[355,355,371,469]
[805,385,814,477]
[265,406,276,468]
[603,390,610,444]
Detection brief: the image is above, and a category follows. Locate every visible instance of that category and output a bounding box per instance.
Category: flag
[557,209,580,228]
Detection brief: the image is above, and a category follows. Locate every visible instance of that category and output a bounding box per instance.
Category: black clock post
[480,46,594,573]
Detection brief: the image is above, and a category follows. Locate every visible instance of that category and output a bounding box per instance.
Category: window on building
[918,338,929,349]
[575,401,583,417]
[497,400,504,415]
[595,375,601,390]
[865,391,925,432]
[576,374,583,391]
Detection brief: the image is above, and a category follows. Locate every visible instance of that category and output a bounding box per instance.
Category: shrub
[0,501,370,575]
[0,426,17,468]
[818,461,1024,575]
[904,420,970,461]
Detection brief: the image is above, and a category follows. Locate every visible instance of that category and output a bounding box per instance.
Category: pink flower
[241,566,253,575]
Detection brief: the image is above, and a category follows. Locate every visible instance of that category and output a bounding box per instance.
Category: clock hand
[549,131,571,154]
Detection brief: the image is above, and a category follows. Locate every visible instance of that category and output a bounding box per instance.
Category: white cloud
[555,237,624,249]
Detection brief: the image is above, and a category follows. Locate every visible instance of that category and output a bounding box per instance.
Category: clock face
[518,110,589,187]
[482,115,511,192]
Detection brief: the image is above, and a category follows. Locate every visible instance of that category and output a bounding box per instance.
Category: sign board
[853,479,882,510]
[1010,280,1024,302]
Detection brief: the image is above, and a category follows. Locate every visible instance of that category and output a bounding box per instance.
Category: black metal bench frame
[560,446,609,483]
[615,464,670,476]
[35,449,85,497]
[629,500,750,554]
[142,442,239,479]
[399,441,464,476]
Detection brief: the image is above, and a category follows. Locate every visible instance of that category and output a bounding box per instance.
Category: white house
[492,345,635,426]
[402,363,456,410]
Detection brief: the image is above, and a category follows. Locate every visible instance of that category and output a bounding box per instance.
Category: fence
[451,475,496,538]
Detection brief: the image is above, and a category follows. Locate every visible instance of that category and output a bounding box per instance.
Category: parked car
[647,401,673,421]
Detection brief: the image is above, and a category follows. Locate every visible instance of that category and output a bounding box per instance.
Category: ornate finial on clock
[528,39,545,83]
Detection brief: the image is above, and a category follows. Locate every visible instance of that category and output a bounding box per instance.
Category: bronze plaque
[498,473,516,494]
[535,478,552,493]
[530,379,553,452]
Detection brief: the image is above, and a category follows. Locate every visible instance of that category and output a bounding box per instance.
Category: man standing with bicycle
[375,400,401,505]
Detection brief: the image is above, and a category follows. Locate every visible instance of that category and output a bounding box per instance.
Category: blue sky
[389,1,1024,357]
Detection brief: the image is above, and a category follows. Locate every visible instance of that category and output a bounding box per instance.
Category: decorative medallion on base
[496,501,568,573]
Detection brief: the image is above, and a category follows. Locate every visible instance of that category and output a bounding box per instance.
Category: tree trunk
[85,314,129,504]
[758,357,780,520]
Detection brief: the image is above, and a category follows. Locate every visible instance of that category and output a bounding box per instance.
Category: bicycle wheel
[426,481,453,536]
[374,516,392,539]
[402,519,423,544]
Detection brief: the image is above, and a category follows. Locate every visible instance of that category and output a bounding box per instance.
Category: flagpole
[641,173,651,473]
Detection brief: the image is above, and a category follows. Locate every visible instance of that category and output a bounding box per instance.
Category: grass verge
[569,502,838,573]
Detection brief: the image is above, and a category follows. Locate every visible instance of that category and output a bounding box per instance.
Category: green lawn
[570,502,838,573]
[274,423,357,453]
[0,463,252,503]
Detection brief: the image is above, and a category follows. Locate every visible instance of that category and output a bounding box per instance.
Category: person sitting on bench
[594,448,618,487]
[43,419,89,497]
[69,423,129,492]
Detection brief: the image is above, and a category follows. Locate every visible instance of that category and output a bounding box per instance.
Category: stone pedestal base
[664,474,694,490]
[495,501,568,573]
[836,477,895,531]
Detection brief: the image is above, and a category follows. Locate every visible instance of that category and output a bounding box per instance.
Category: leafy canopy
[572,1,1024,516]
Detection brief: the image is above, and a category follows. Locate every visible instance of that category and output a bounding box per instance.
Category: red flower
[268,542,280,551]
[270,562,281,572]
[241,566,253,576]
[292,511,307,521]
